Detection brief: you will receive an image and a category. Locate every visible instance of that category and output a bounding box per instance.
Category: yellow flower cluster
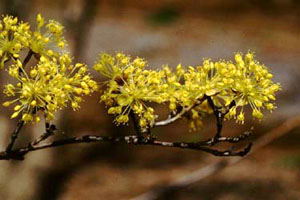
[3,54,98,122]
[94,53,163,127]
[224,53,280,123]
[30,14,66,57]
[0,14,97,124]
[95,52,280,129]
[0,14,66,68]
[180,52,280,127]
[0,15,30,68]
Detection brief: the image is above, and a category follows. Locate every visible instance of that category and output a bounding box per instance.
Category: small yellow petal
[14,105,21,111]
[2,101,11,107]
[11,112,19,119]
[30,100,37,106]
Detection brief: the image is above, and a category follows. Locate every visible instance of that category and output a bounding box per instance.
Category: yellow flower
[236,111,245,124]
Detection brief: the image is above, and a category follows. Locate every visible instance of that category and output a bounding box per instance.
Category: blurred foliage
[147,6,180,25]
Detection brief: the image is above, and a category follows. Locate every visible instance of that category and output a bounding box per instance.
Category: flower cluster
[95,52,280,129]
[0,15,30,68]
[30,14,66,57]
[223,53,280,122]
[0,14,66,69]
[0,14,96,123]
[178,52,281,127]
[3,54,98,122]
[94,53,164,127]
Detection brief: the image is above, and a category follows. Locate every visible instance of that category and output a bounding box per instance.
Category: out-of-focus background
[0,0,299,199]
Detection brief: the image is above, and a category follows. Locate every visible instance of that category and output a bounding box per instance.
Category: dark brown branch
[22,49,34,67]
[130,111,142,135]
[197,131,252,146]
[5,120,24,152]
[150,140,252,157]
[0,132,252,161]
[205,95,237,141]
[18,49,34,75]
[31,123,56,146]
[206,95,223,138]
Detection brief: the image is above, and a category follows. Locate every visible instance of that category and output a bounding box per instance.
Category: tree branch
[22,49,34,67]
[206,95,223,138]
[154,106,189,126]
[130,111,142,135]
[197,131,252,146]
[1,94,252,161]
[0,131,252,161]
[31,123,56,146]
[206,96,237,145]
[5,120,24,152]
[18,49,34,74]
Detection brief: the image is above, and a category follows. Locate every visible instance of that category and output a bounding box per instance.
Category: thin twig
[206,96,223,138]
[154,97,205,127]
[5,120,24,152]
[22,49,34,67]
[18,49,34,74]
[31,123,56,146]
[206,97,238,146]
[130,111,142,135]
[154,106,190,126]
[197,131,252,146]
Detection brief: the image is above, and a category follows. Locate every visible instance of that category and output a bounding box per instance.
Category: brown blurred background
[0,0,299,199]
